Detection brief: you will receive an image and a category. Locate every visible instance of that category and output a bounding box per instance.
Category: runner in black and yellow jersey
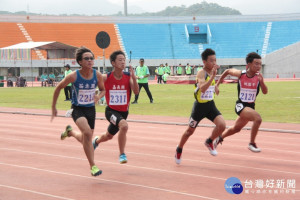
[175,48,226,164]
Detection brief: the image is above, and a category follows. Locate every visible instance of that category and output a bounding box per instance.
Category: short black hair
[110,50,125,63]
[201,48,215,61]
[246,52,261,64]
[75,46,94,65]
[64,64,70,69]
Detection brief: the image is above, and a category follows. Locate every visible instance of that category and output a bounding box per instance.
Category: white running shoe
[248,143,261,152]
[175,152,182,165]
[205,139,218,156]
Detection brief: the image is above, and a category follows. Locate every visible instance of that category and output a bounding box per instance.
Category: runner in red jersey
[214,52,268,152]
[93,50,139,164]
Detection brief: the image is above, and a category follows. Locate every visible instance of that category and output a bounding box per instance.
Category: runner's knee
[82,130,93,139]
[119,120,128,133]
[254,115,262,125]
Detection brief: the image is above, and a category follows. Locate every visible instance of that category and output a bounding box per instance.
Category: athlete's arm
[51,71,76,121]
[216,68,241,87]
[257,73,268,94]
[95,72,106,101]
[198,65,219,93]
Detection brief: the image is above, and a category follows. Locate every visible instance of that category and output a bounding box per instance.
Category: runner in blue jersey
[51,46,105,176]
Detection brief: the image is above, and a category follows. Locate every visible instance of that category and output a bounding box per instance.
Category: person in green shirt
[48,71,56,87]
[177,64,183,75]
[157,64,165,84]
[64,64,72,101]
[162,73,168,84]
[164,63,171,75]
[131,58,153,104]
[57,71,64,82]
[40,72,48,87]
[185,63,192,75]
[193,65,203,74]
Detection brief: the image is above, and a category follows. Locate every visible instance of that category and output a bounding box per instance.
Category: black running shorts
[235,100,255,116]
[105,106,128,135]
[71,105,96,129]
[189,100,221,128]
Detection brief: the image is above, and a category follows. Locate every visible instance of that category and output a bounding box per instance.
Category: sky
[1,0,300,16]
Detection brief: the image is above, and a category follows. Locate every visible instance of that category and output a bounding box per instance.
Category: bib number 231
[109,90,127,105]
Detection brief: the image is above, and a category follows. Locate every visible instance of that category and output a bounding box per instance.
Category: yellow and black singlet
[194,72,215,103]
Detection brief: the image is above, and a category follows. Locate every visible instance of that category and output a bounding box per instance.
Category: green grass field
[1,81,300,123]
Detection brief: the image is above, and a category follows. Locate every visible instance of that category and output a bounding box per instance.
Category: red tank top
[238,70,260,103]
[105,72,131,112]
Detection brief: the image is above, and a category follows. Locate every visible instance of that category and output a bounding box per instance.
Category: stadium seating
[1,20,300,60]
[0,22,27,47]
[118,24,173,59]
[23,23,120,59]
[202,22,266,58]
[118,22,267,59]
[267,20,300,53]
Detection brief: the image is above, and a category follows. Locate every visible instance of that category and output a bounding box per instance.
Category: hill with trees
[0,1,241,16]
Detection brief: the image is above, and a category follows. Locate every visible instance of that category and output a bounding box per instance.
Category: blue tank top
[71,69,98,107]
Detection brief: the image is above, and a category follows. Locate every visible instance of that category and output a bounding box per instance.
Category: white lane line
[0,111,299,134]
[1,135,300,165]
[1,123,299,147]
[1,119,299,141]
[0,162,220,200]
[0,147,225,181]
[2,135,300,161]
[0,184,75,200]
[1,147,300,176]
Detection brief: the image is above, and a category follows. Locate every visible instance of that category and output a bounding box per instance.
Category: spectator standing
[131,58,153,104]
[177,64,183,75]
[185,63,192,75]
[164,63,171,75]
[64,64,72,101]
[157,64,165,84]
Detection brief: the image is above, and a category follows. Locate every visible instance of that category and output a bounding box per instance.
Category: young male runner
[51,46,105,176]
[175,48,226,164]
[214,52,268,152]
[93,50,139,163]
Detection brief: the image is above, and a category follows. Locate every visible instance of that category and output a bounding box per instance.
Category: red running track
[0,109,299,200]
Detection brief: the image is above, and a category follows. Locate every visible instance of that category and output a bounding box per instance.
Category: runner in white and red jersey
[214,52,268,152]
[93,50,139,164]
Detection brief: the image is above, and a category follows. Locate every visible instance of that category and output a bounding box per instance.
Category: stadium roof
[1,41,78,50]
[0,41,78,59]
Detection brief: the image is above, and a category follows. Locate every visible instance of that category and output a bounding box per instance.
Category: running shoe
[175,152,182,165]
[92,136,99,150]
[213,136,223,149]
[119,153,127,164]
[204,138,218,156]
[91,165,102,176]
[248,143,261,153]
[61,125,72,140]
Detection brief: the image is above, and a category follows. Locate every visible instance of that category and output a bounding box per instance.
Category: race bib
[239,88,257,102]
[109,90,127,105]
[77,89,95,105]
[200,86,215,100]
